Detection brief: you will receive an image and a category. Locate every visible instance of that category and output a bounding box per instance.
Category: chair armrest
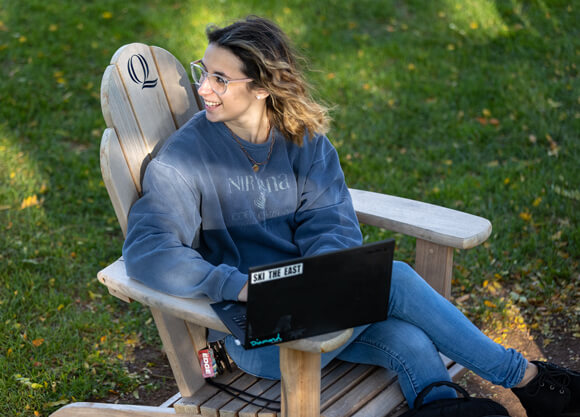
[97,258,229,332]
[281,328,353,353]
[349,188,492,249]
[98,258,352,353]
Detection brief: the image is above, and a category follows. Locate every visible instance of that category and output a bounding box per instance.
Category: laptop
[211,239,395,349]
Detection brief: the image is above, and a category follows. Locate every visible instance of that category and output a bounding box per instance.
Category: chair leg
[415,239,454,299]
[150,308,206,397]
[279,346,321,417]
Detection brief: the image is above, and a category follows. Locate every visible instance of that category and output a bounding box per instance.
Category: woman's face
[197,43,266,127]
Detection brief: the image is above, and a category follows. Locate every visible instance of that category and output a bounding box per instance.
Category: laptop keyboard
[232,314,247,331]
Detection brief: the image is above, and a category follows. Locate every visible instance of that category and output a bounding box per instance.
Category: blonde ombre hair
[206,16,331,145]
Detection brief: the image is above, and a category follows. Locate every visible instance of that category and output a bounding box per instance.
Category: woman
[122,16,579,415]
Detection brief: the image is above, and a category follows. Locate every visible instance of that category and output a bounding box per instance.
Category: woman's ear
[254,88,270,100]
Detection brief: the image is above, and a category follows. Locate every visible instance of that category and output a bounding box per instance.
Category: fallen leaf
[32,338,44,347]
[20,195,40,209]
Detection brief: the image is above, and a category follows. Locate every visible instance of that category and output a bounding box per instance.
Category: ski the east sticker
[250,263,304,284]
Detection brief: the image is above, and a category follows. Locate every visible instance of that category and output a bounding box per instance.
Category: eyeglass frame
[190,59,253,95]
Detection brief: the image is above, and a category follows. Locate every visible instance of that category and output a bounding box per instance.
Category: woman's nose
[197,77,213,95]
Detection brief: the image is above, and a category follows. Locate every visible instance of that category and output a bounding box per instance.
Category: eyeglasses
[190,60,252,95]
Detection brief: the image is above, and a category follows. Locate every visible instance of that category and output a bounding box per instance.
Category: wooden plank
[279,347,321,417]
[151,46,200,130]
[101,63,151,193]
[160,392,182,408]
[320,364,375,410]
[109,43,178,154]
[321,361,358,391]
[150,309,206,398]
[321,368,395,417]
[348,373,402,417]
[49,402,178,417]
[415,239,454,298]
[387,405,409,417]
[349,189,492,250]
[175,369,244,414]
[200,373,258,417]
[219,378,279,417]
[100,128,139,237]
[239,381,281,417]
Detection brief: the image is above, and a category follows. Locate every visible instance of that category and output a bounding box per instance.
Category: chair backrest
[100,43,202,235]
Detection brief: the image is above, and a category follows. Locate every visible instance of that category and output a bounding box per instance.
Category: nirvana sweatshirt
[123,111,362,302]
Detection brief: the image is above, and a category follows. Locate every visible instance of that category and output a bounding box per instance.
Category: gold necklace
[226,125,275,172]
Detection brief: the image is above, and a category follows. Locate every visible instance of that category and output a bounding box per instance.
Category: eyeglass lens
[191,64,227,95]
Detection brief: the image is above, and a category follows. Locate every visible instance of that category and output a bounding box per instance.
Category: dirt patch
[100,344,178,406]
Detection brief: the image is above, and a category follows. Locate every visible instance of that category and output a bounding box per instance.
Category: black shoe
[512,361,580,417]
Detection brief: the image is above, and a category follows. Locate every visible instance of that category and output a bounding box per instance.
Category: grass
[1,0,578,415]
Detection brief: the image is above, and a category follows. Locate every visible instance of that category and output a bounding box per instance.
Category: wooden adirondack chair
[51,43,492,417]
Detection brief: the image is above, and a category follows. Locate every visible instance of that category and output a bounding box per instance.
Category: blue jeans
[225,261,528,406]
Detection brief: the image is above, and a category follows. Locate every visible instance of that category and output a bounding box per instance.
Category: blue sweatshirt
[123,111,363,302]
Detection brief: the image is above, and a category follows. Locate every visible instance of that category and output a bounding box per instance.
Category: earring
[256,95,261,99]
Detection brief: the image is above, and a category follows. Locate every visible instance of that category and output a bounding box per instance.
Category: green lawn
[1,0,578,415]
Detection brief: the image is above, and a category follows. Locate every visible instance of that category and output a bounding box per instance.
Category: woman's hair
[206,16,331,145]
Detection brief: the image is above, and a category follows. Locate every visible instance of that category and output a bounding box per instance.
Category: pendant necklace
[226,125,275,172]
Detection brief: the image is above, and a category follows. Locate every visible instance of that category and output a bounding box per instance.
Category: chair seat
[173,357,465,417]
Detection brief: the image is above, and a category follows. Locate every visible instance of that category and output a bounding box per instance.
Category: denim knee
[338,318,456,405]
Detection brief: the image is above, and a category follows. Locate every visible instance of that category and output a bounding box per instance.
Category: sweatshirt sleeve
[293,137,363,256]
[122,159,247,301]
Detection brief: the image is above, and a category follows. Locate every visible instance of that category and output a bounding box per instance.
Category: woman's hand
[238,282,249,302]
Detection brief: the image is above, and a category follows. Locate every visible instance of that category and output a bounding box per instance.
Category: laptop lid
[243,239,394,349]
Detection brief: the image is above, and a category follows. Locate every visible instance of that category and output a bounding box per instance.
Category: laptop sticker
[249,333,283,347]
[250,262,303,284]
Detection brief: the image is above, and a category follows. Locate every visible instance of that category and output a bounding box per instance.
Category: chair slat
[200,373,258,416]
[101,64,151,192]
[350,382,405,417]
[320,364,375,410]
[219,378,279,417]
[321,361,358,390]
[322,368,396,417]
[175,370,244,414]
[109,43,178,154]
[100,128,139,237]
[240,381,281,417]
[150,46,201,130]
